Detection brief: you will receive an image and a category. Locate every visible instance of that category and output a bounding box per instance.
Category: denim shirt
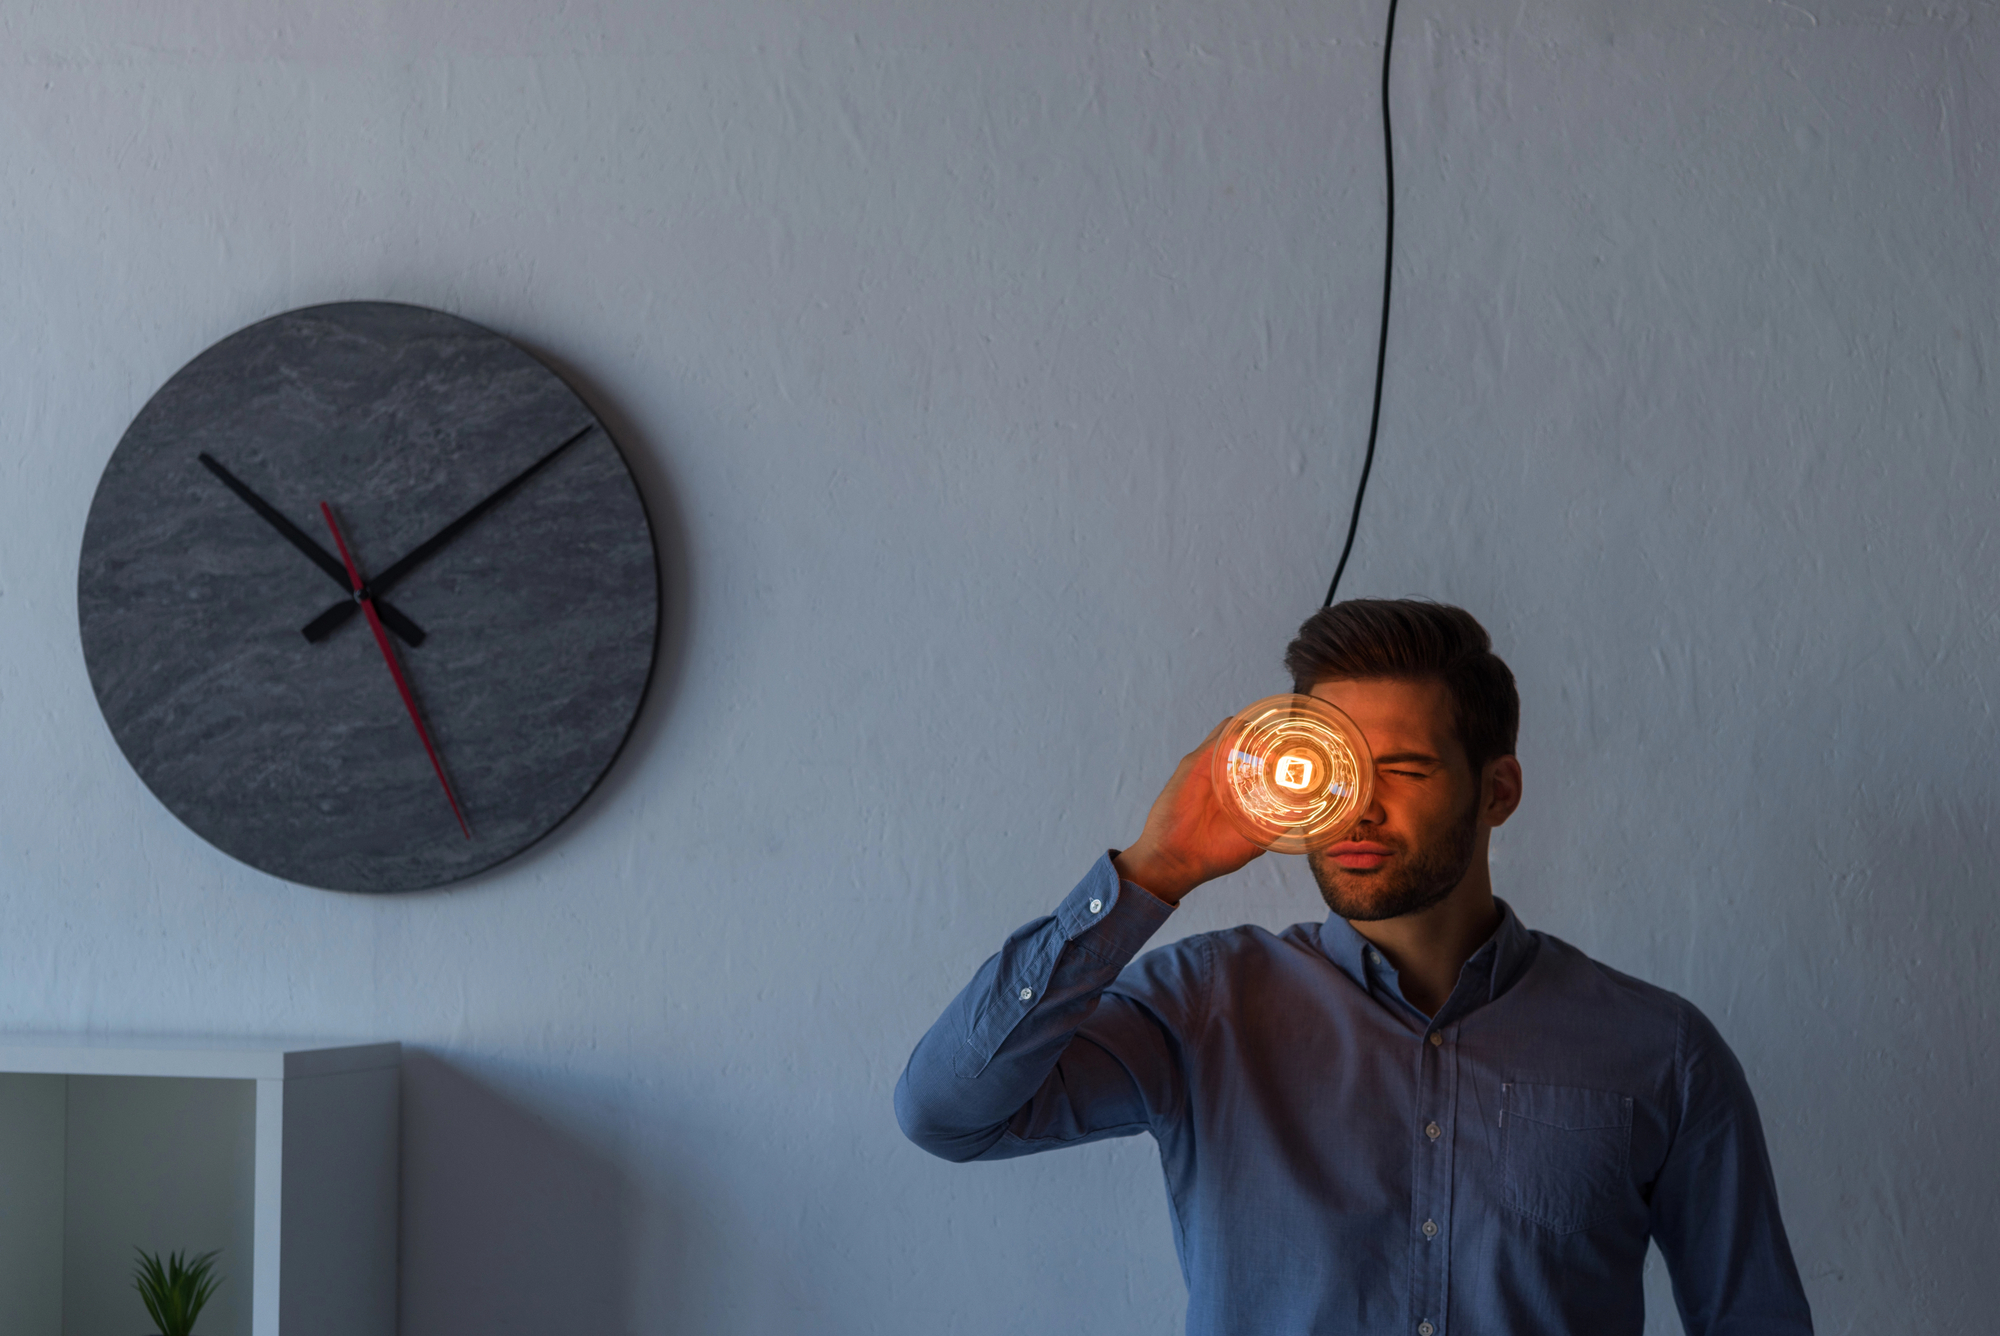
[895,853,1813,1336]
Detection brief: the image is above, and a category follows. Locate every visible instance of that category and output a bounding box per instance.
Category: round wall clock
[78,302,659,893]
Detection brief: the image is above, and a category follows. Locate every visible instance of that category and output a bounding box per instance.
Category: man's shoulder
[1134,918,1328,964]
[1515,927,1709,1040]
[1512,929,1765,1128]
[1113,919,1334,996]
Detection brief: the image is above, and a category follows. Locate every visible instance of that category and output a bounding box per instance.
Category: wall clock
[78,302,659,893]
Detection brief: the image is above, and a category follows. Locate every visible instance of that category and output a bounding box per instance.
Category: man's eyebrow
[1372,751,1443,766]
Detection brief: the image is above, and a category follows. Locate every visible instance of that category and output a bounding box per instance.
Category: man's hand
[1113,718,1264,905]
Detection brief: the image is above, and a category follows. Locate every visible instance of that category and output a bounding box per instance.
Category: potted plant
[132,1248,222,1336]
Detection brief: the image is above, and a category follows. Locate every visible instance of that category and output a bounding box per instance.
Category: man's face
[1304,677,1486,922]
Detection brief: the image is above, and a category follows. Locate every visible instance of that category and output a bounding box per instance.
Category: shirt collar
[1315,897,1538,1018]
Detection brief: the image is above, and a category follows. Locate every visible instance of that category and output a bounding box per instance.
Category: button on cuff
[1055,854,1174,952]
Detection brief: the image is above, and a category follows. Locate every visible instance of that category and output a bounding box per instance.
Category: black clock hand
[197,453,429,648]
[300,422,597,644]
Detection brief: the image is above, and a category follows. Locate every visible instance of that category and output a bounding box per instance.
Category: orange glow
[1211,694,1373,854]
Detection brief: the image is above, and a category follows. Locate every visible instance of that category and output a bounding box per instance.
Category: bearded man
[895,599,1812,1336]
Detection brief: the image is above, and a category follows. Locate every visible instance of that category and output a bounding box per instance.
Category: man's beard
[1308,794,1479,922]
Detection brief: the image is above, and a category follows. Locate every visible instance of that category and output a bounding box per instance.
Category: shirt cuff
[1051,850,1176,963]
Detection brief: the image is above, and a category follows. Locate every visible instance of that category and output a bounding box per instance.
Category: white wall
[2,0,1994,1331]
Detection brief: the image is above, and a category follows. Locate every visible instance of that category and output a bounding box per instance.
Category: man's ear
[1480,756,1523,828]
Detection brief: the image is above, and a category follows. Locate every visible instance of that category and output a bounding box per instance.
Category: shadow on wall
[399,1053,645,1335]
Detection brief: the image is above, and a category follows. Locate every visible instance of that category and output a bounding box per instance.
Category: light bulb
[1211,694,1374,854]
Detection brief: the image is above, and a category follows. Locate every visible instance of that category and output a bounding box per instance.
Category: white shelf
[0,1037,399,1336]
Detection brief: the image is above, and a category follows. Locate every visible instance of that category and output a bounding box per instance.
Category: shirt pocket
[1500,1082,1634,1235]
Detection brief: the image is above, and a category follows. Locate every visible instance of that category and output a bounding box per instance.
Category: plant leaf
[133,1246,222,1336]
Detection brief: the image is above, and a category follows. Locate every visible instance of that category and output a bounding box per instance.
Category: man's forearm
[893,854,1175,1161]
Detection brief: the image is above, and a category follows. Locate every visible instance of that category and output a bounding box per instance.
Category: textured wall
[1,0,1994,1332]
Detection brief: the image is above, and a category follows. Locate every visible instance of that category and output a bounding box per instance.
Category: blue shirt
[895,853,1813,1336]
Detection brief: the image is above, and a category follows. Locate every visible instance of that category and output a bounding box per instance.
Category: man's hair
[1283,599,1519,771]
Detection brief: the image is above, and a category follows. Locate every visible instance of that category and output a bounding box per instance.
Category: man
[895,600,1811,1335]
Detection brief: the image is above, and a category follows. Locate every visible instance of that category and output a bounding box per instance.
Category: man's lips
[1327,841,1395,870]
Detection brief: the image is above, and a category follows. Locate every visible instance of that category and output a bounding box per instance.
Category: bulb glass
[1211,693,1373,854]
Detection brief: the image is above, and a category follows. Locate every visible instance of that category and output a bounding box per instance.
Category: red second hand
[320,502,471,840]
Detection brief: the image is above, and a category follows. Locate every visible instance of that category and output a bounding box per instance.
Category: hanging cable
[1322,0,1401,607]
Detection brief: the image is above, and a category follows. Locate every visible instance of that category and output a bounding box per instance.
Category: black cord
[1323,0,1401,607]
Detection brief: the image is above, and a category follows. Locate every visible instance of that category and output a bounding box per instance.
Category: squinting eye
[1384,770,1428,778]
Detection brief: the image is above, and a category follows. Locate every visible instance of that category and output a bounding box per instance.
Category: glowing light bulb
[1274,754,1315,791]
[1211,694,1373,854]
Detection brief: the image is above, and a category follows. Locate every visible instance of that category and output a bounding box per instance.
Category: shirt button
[1369,950,1384,965]
[1018,987,1034,1002]
[1419,1323,1436,1336]
[1425,1121,1441,1140]
[1429,1032,1443,1047]
[1088,898,1104,914]
[1422,1219,1439,1238]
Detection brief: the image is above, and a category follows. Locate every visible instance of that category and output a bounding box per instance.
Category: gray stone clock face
[78,302,658,893]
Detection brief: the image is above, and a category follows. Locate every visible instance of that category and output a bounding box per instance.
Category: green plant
[131,1248,222,1336]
